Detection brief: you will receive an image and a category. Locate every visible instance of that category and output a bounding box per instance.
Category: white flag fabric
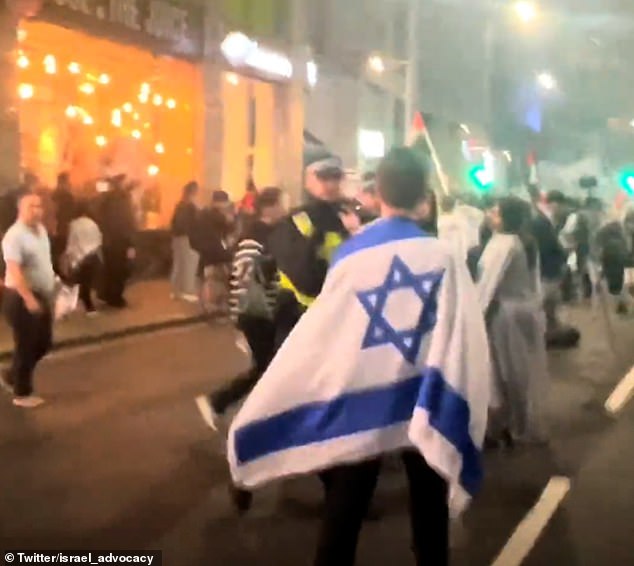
[227,217,491,514]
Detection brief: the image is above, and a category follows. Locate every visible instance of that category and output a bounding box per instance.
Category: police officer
[224,154,359,514]
[269,150,359,347]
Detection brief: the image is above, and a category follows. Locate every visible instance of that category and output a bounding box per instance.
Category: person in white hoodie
[66,202,103,315]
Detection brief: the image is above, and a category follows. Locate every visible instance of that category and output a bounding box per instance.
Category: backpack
[239,255,274,319]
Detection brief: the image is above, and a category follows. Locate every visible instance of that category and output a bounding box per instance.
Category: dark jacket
[52,187,75,239]
[268,197,349,346]
[170,201,197,239]
[531,211,566,281]
[99,188,136,248]
[268,197,348,302]
[191,207,232,267]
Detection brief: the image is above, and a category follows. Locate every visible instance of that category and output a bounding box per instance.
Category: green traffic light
[620,172,634,195]
[469,165,493,191]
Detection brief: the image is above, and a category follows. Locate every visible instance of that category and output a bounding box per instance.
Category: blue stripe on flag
[416,367,482,496]
[331,217,429,269]
[235,375,422,464]
[234,366,482,496]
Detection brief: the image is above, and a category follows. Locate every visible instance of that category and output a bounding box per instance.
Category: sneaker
[86,310,99,318]
[13,396,45,409]
[195,396,220,431]
[181,294,199,304]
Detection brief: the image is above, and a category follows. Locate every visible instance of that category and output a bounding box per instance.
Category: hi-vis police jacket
[268,198,349,309]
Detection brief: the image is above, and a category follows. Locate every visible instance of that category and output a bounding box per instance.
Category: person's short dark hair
[73,200,91,219]
[579,175,598,190]
[16,188,36,204]
[499,197,530,234]
[110,174,126,189]
[255,187,282,216]
[480,195,497,211]
[57,172,70,187]
[499,197,537,269]
[182,181,198,200]
[211,190,230,204]
[376,147,429,211]
[546,190,566,205]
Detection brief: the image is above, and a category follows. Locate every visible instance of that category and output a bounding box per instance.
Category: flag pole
[408,112,450,196]
[423,127,450,196]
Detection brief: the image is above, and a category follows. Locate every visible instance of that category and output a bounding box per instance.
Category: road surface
[1,305,633,565]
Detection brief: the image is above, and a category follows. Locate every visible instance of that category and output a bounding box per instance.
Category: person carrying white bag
[62,201,103,316]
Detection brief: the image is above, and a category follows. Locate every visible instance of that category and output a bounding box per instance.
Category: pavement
[0,303,633,565]
[0,280,204,360]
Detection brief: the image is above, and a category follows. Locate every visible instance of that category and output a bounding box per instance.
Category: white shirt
[2,221,55,296]
[66,217,102,266]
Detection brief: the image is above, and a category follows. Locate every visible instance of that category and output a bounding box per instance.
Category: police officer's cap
[304,148,344,179]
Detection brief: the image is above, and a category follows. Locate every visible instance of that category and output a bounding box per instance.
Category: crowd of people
[0,172,139,408]
[3,147,634,563]
[186,150,634,564]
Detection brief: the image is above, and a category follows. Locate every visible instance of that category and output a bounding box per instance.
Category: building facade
[0,0,309,226]
[205,0,308,205]
[304,0,409,172]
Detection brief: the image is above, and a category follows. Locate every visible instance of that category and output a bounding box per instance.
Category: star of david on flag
[357,255,444,364]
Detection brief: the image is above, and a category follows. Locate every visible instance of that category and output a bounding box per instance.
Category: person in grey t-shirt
[1,191,55,409]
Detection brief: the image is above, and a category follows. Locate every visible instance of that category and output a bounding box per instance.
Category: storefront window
[16,20,203,229]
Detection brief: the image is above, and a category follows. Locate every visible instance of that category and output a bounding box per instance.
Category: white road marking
[491,476,571,566]
[605,365,634,415]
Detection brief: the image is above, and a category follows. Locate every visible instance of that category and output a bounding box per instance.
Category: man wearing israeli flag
[228,147,491,565]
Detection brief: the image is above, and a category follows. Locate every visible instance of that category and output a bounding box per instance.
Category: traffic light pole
[484,3,496,141]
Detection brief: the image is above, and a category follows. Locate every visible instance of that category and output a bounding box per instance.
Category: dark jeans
[314,452,449,566]
[76,253,100,312]
[2,289,53,397]
[211,315,276,414]
[101,242,129,307]
[602,250,625,296]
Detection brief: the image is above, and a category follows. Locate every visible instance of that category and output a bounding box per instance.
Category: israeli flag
[228,217,491,514]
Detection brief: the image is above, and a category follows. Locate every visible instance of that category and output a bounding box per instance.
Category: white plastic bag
[55,284,79,320]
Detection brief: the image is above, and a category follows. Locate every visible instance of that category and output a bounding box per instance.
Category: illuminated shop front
[219,31,315,200]
[14,0,204,228]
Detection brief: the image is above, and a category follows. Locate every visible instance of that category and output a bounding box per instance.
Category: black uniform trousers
[314,451,449,566]
[211,315,277,414]
[75,253,100,312]
[101,241,129,307]
[3,289,52,397]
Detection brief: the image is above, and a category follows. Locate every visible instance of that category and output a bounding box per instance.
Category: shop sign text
[50,0,189,45]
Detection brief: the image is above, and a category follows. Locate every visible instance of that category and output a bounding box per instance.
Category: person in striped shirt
[196,187,286,432]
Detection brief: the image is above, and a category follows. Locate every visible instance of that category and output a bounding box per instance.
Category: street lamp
[513,1,538,24]
[537,71,557,91]
[367,55,386,75]
[364,0,418,143]
[484,0,543,128]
